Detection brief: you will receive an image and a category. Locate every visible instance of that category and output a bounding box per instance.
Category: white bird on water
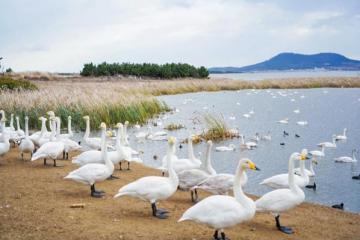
[335,128,347,141]
[334,150,357,163]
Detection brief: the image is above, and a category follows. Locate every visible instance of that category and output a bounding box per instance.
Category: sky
[0,0,359,72]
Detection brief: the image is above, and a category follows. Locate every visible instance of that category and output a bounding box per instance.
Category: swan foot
[275,215,293,234]
[191,189,200,203]
[107,175,119,180]
[119,162,123,171]
[305,182,316,190]
[53,160,63,167]
[151,203,168,219]
[91,191,105,198]
[212,230,229,240]
[127,162,131,170]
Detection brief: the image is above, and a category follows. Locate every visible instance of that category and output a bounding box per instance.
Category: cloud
[0,0,359,71]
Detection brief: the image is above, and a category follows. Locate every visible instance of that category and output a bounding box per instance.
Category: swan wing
[72,150,102,165]
[256,189,304,213]
[178,169,210,190]
[65,164,109,184]
[179,195,246,229]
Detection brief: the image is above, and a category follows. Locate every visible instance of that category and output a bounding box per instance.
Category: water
[75,88,360,212]
[210,70,360,80]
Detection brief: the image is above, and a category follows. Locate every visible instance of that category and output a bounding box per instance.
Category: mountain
[209,53,360,73]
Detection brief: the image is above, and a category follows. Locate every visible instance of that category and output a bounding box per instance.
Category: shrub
[0,76,38,91]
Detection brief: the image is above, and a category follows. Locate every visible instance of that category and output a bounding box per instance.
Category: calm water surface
[210,70,360,80]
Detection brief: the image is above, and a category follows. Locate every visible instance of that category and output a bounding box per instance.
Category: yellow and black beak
[249,161,260,171]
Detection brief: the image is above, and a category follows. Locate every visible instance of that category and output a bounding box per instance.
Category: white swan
[160,135,201,174]
[335,128,347,140]
[277,118,289,124]
[15,116,25,138]
[147,126,168,141]
[19,116,35,161]
[114,137,179,219]
[310,145,325,158]
[117,123,142,170]
[215,144,236,152]
[317,135,336,148]
[334,149,357,163]
[255,151,307,234]
[65,122,114,197]
[59,116,73,139]
[178,140,216,202]
[294,158,317,177]
[261,131,272,141]
[178,158,259,240]
[0,117,11,159]
[296,121,308,126]
[240,135,257,150]
[82,115,115,150]
[293,109,300,114]
[120,121,139,155]
[31,117,65,167]
[29,117,49,146]
[55,117,81,159]
[260,149,309,189]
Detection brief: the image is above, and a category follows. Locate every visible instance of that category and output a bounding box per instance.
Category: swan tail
[113,191,128,199]
[177,216,189,222]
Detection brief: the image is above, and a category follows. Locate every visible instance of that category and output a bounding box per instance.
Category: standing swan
[19,116,35,161]
[0,117,11,161]
[114,137,179,219]
[65,122,114,197]
[178,158,260,240]
[255,151,308,234]
[31,117,65,167]
[178,140,216,202]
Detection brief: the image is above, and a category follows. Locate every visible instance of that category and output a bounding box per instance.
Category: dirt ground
[1,148,359,240]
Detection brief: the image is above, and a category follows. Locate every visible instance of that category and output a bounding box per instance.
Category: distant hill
[209,53,360,73]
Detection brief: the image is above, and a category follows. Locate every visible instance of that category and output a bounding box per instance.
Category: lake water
[210,70,360,80]
[117,88,360,213]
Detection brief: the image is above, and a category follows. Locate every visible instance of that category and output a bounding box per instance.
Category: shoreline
[0,148,359,240]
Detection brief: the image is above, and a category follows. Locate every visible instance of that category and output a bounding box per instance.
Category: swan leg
[21,153,24,161]
[220,230,229,240]
[43,158,47,165]
[275,215,293,234]
[62,151,65,159]
[90,184,104,197]
[212,230,219,240]
[127,161,130,170]
[119,162,122,171]
[66,152,69,160]
[107,175,119,180]
[190,189,199,203]
[151,203,168,219]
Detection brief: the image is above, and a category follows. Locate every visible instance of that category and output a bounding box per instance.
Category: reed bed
[200,113,238,141]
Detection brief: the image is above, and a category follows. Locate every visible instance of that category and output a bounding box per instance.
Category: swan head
[116,123,123,129]
[39,116,47,121]
[100,122,106,129]
[0,117,6,123]
[299,149,311,160]
[68,116,72,120]
[16,116,19,120]
[46,111,55,117]
[124,121,129,126]
[241,158,260,171]
[168,136,176,145]
[207,140,213,146]
[83,116,90,120]
[25,116,29,121]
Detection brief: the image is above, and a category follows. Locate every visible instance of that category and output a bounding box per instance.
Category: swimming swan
[334,149,357,163]
[114,137,179,219]
[65,122,114,197]
[255,151,308,234]
[335,128,347,141]
[317,135,336,148]
[178,158,259,240]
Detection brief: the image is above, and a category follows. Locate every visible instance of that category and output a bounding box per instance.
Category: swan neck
[101,127,114,171]
[40,119,47,137]
[310,160,315,174]
[50,120,56,141]
[167,143,179,186]
[68,118,72,134]
[84,119,90,139]
[234,163,253,210]
[204,143,216,175]
[10,115,14,128]
[56,119,61,136]
[288,154,302,193]
[16,118,20,130]
[25,118,29,137]
[188,138,196,160]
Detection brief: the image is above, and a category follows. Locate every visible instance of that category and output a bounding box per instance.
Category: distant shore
[0,148,359,240]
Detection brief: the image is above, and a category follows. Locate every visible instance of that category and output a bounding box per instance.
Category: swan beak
[249,162,260,171]
[168,136,176,144]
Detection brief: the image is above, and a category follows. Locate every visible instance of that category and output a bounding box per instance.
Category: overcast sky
[1,0,359,72]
